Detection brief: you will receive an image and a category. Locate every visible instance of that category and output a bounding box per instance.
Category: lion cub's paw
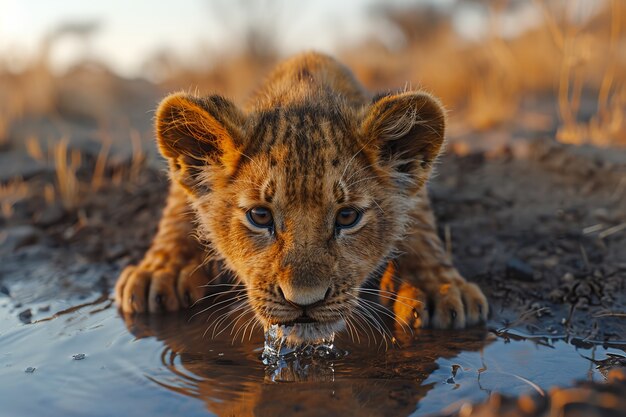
[393,279,488,330]
[429,280,488,329]
[114,257,213,313]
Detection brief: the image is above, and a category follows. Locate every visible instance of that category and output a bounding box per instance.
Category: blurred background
[0,0,624,214]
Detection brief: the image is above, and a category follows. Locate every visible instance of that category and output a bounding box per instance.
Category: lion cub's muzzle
[274,284,332,325]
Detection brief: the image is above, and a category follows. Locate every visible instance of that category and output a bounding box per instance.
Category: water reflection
[2,294,624,417]
[121,305,491,417]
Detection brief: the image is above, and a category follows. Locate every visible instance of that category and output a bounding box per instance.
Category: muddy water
[1,294,623,417]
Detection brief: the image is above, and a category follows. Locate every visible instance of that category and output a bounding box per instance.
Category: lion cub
[115,52,488,342]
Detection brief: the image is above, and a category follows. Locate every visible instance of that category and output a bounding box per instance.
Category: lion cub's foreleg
[381,189,488,329]
[115,182,213,313]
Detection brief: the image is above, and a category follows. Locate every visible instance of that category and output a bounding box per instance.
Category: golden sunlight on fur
[114,52,488,342]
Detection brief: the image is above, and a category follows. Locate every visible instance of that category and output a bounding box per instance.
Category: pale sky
[0,0,571,79]
[0,0,438,77]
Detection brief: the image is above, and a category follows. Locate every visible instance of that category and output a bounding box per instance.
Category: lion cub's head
[155,91,445,343]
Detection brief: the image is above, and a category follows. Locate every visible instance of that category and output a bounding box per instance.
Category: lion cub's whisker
[348,300,393,350]
[190,288,247,307]
[201,301,246,339]
[355,288,424,314]
[356,287,425,306]
[188,293,247,323]
[201,295,248,323]
[210,303,252,339]
[350,294,413,335]
[198,283,246,288]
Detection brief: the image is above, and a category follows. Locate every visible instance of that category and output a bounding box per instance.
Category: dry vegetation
[154,1,626,145]
[0,0,624,218]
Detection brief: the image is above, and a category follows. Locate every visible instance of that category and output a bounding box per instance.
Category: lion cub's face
[155,92,445,343]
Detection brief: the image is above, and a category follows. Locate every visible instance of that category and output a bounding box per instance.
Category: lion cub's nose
[278,285,331,309]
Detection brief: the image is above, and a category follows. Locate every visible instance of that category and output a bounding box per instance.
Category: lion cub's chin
[271,320,346,346]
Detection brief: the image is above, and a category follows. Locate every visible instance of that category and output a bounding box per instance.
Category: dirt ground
[434,139,626,343]
[1,130,625,415]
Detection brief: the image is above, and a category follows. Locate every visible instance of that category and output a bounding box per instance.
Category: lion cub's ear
[361,91,446,193]
[155,93,245,193]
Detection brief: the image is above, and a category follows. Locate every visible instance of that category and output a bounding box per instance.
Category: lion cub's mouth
[266,319,345,345]
[279,316,318,326]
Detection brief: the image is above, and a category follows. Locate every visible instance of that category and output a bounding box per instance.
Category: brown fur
[115,52,488,341]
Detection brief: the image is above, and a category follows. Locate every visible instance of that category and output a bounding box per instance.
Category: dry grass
[53,137,81,209]
[91,138,111,192]
[545,0,626,146]
[25,135,45,161]
[129,128,146,182]
[50,131,147,209]
[0,178,29,218]
[337,1,626,145]
[157,1,621,146]
[0,114,8,148]
[0,0,624,193]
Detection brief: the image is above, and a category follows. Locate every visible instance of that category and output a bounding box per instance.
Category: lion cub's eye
[247,207,274,229]
[335,207,362,229]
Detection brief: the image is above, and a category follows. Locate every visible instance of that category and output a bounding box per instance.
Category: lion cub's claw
[430,284,467,329]
[461,282,489,326]
[393,279,488,330]
[114,260,210,314]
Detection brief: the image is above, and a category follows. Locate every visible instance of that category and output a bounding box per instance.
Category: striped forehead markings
[260,178,276,203]
[333,180,348,204]
[249,107,354,155]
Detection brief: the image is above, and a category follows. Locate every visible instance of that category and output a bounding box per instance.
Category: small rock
[575,282,592,297]
[72,353,86,360]
[18,308,32,324]
[548,289,564,302]
[25,367,36,374]
[543,256,559,268]
[506,258,534,281]
[38,305,50,312]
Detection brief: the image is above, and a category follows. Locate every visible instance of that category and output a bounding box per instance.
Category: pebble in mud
[18,309,32,324]
[72,353,86,360]
[24,367,35,373]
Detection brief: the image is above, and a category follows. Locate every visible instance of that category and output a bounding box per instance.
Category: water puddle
[1,294,624,417]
